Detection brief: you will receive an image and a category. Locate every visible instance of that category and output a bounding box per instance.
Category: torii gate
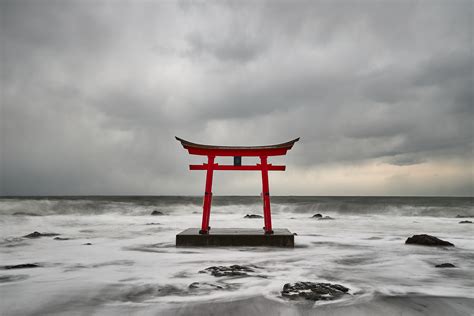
[176,136,299,235]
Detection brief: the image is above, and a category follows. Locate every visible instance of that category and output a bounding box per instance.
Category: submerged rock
[459,220,472,224]
[281,282,350,301]
[189,282,226,290]
[82,243,92,245]
[23,231,60,238]
[456,215,472,218]
[405,234,454,247]
[318,216,335,220]
[312,214,323,218]
[151,210,164,216]
[435,263,456,268]
[244,214,263,218]
[3,263,40,270]
[200,265,257,277]
[54,237,70,240]
[12,212,41,216]
[145,222,161,225]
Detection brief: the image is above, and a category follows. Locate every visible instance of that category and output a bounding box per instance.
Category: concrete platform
[176,228,294,247]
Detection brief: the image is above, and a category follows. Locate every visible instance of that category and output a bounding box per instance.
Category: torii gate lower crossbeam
[176,137,299,235]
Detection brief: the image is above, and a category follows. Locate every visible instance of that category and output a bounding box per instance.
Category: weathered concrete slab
[176,228,294,247]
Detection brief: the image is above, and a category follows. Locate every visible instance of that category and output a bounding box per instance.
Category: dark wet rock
[456,215,472,218]
[318,216,335,220]
[54,237,70,240]
[281,282,350,301]
[435,263,456,268]
[459,220,472,224]
[23,231,60,238]
[312,213,323,218]
[145,222,161,225]
[12,212,41,216]
[0,274,29,283]
[151,210,164,216]
[405,234,454,247]
[244,214,263,218]
[188,282,228,291]
[200,265,258,277]
[3,263,40,270]
[83,243,92,245]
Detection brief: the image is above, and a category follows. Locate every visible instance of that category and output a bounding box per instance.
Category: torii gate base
[176,228,294,247]
[175,137,299,247]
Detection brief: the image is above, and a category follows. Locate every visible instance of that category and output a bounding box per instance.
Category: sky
[0,0,473,196]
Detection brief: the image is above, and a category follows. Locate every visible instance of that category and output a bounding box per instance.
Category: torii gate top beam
[175,136,299,157]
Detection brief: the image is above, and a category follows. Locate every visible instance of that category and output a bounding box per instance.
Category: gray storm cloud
[0,0,472,196]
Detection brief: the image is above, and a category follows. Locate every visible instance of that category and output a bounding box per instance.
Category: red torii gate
[176,136,299,235]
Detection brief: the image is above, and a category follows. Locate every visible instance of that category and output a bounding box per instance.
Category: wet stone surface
[188,282,236,292]
[23,231,60,238]
[244,214,263,218]
[281,282,350,301]
[435,263,456,268]
[405,234,454,247]
[199,265,259,277]
[3,263,40,270]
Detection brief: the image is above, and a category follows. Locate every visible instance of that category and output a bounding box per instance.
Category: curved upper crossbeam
[175,136,299,156]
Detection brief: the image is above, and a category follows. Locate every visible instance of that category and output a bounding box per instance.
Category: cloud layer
[1,0,473,196]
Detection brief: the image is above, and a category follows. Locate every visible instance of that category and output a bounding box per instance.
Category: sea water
[0,196,473,315]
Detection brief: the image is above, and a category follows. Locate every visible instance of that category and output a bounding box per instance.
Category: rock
[3,263,40,270]
[23,231,60,238]
[199,265,257,277]
[405,234,454,247]
[54,237,70,240]
[244,214,263,218]
[145,222,161,225]
[281,282,350,301]
[435,263,456,268]
[456,215,472,218]
[151,210,164,216]
[82,243,92,245]
[459,220,472,224]
[318,216,334,220]
[189,282,225,290]
[12,212,40,216]
[293,233,298,236]
[312,214,323,218]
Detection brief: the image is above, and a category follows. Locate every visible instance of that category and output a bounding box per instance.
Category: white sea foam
[0,197,473,315]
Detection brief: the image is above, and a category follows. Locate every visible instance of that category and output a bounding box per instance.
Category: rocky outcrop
[200,265,258,277]
[405,234,454,247]
[435,263,456,268]
[459,220,472,224]
[12,212,41,216]
[54,237,70,240]
[23,232,60,238]
[456,215,472,218]
[3,263,40,270]
[318,216,335,220]
[312,214,322,218]
[244,214,263,218]
[151,210,164,216]
[281,282,350,301]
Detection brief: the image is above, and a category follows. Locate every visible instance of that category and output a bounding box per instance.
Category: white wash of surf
[0,202,473,315]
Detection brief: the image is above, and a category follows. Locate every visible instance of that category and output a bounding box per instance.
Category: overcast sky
[1,0,473,196]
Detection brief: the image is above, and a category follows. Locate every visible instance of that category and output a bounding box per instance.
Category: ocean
[0,196,473,315]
